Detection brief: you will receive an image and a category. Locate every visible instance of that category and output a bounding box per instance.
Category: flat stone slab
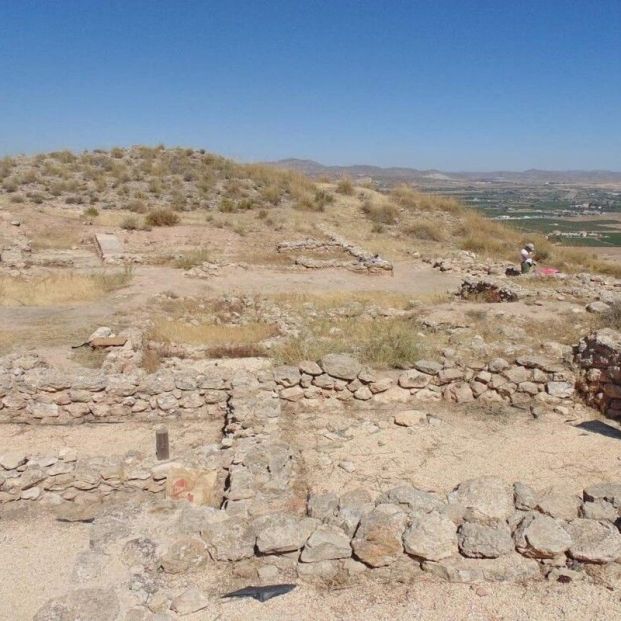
[95,233,123,261]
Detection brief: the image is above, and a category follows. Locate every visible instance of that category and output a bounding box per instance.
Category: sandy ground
[0,509,92,620]
[294,405,621,497]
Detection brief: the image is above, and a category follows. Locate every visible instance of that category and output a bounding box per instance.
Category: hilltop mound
[0,145,620,278]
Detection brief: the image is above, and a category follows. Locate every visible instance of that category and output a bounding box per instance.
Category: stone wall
[575,329,621,420]
[274,352,576,410]
[0,347,578,425]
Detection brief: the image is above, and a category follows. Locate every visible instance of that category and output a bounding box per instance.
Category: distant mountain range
[264,158,621,185]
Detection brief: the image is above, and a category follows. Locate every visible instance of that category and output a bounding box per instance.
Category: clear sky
[1,0,619,170]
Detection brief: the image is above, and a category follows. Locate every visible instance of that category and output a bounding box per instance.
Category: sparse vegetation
[145,208,179,226]
[336,177,355,195]
[0,269,132,306]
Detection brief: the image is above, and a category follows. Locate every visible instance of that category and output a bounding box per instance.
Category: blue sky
[0,0,619,170]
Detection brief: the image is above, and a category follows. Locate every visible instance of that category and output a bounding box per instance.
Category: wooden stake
[156,426,169,460]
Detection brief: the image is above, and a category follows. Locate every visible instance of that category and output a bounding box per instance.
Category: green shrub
[83,206,99,217]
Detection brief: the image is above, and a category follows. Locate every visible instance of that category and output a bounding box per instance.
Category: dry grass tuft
[174,249,211,269]
[0,269,133,306]
[145,208,179,226]
[404,219,448,242]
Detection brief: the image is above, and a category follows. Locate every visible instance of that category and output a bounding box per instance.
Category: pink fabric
[536,267,560,276]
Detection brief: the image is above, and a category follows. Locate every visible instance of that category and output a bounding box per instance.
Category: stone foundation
[575,329,621,420]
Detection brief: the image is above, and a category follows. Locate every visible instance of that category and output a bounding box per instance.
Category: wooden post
[156,426,169,460]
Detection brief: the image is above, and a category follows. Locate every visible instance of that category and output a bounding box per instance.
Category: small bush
[219,198,236,213]
[404,219,447,241]
[120,216,141,230]
[362,199,399,224]
[2,178,18,193]
[83,206,99,217]
[65,195,84,204]
[336,178,355,195]
[126,199,147,213]
[145,208,179,227]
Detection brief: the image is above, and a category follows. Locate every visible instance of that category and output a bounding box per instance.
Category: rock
[273,365,301,387]
[443,382,474,403]
[448,477,514,521]
[583,482,621,508]
[308,492,339,520]
[488,358,510,373]
[585,563,621,589]
[297,559,340,580]
[320,354,362,381]
[171,587,210,616]
[122,538,158,569]
[159,537,210,574]
[536,489,581,520]
[514,482,537,510]
[373,386,411,403]
[398,370,430,389]
[339,460,356,473]
[369,378,393,393]
[403,511,457,561]
[514,513,571,558]
[546,381,574,398]
[33,588,120,621]
[202,516,255,561]
[393,410,427,427]
[280,386,305,401]
[299,360,322,376]
[335,488,375,536]
[54,501,101,523]
[0,451,27,470]
[414,360,442,375]
[437,368,464,385]
[424,554,540,583]
[378,484,445,514]
[586,301,611,314]
[566,519,621,563]
[581,499,618,521]
[353,386,372,400]
[351,504,407,567]
[300,525,352,562]
[255,514,317,554]
[458,521,513,558]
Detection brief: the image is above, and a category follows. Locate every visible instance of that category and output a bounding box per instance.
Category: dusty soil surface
[291,404,621,497]
[0,419,222,460]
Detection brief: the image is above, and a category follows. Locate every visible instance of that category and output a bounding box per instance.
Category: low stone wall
[0,450,172,505]
[274,353,576,409]
[277,228,393,273]
[0,348,577,425]
[575,329,621,420]
[126,474,621,584]
[0,354,276,424]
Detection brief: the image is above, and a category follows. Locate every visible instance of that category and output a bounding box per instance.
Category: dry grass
[454,210,621,277]
[274,316,423,368]
[391,185,463,213]
[404,218,448,242]
[270,290,413,312]
[173,248,211,269]
[149,318,278,346]
[0,269,132,306]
